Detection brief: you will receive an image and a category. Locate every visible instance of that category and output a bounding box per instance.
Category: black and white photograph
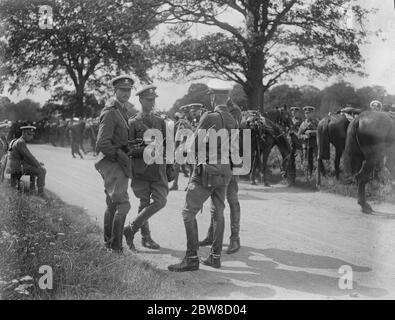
[1,0,395,303]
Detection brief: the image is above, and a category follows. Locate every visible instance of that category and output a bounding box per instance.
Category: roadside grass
[0,184,194,300]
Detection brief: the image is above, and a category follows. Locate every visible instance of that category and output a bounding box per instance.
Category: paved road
[27,144,395,299]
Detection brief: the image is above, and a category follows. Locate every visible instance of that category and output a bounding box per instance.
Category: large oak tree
[158,0,370,111]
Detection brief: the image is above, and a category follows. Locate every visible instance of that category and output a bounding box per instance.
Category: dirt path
[27,144,395,299]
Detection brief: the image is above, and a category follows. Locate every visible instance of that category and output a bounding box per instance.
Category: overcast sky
[4,0,395,111]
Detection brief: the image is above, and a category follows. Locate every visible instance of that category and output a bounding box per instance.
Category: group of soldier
[5,117,99,159]
[94,75,243,272]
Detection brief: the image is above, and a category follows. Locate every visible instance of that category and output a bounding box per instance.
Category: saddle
[340,107,361,122]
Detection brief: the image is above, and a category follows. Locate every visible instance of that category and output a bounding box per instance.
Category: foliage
[0,0,165,113]
[0,98,42,122]
[158,0,371,110]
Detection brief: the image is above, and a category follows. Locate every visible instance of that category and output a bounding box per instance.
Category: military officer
[298,106,319,177]
[95,75,134,253]
[168,92,237,272]
[6,126,46,196]
[170,107,194,191]
[69,117,86,159]
[198,96,242,255]
[123,85,168,251]
[288,106,303,184]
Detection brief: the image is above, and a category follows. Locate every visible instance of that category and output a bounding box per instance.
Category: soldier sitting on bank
[5,126,46,196]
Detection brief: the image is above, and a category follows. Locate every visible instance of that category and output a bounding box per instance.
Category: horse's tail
[317,117,330,160]
[343,118,362,178]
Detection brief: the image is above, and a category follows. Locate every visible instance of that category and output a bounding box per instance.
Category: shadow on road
[156,245,387,299]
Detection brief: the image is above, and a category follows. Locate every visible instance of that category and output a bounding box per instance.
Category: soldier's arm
[96,110,117,159]
[17,140,41,168]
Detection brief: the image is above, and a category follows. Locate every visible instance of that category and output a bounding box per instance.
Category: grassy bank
[0,184,193,300]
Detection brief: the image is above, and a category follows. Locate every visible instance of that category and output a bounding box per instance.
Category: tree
[169,83,210,116]
[0,99,41,121]
[355,85,387,110]
[0,0,165,116]
[299,85,321,108]
[264,84,302,109]
[158,0,370,111]
[319,81,359,116]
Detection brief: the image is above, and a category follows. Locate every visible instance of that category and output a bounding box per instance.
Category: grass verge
[0,184,194,300]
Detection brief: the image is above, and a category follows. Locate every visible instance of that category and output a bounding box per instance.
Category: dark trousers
[182,174,228,257]
[205,176,240,241]
[23,164,46,192]
[129,167,168,238]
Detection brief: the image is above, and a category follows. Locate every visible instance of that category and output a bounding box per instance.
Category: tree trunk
[75,83,85,118]
[245,44,265,111]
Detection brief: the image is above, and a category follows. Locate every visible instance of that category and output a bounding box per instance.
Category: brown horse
[242,116,291,185]
[343,111,395,213]
[316,113,350,185]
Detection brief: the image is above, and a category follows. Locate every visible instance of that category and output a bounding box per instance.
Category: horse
[316,113,349,185]
[262,108,292,132]
[317,108,362,186]
[343,111,395,214]
[241,116,291,186]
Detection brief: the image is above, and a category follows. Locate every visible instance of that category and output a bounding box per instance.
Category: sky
[3,0,395,111]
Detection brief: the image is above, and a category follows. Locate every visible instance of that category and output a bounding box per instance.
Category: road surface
[25,144,395,299]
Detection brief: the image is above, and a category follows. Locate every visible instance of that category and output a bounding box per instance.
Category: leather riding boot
[227,203,240,254]
[226,239,240,254]
[110,203,129,251]
[141,222,160,249]
[123,223,138,252]
[168,253,199,272]
[199,218,213,246]
[201,253,221,269]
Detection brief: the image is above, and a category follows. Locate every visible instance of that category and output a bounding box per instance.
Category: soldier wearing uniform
[6,126,46,196]
[170,107,194,191]
[69,117,86,159]
[198,96,242,255]
[298,106,319,177]
[95,75,134,253]
[288,106,303,184]
[370,100,383,112]
[168,92,237,272]
[123,85,168,251]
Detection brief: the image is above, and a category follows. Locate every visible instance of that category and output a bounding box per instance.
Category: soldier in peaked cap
[95,75,134,253]
[5,126,46,196]
[198,94,243,256]
[298,106,319,177]
[370,100,383,112]
[288,106,303,184]
[123,84,169,251]
[168,85,237,272]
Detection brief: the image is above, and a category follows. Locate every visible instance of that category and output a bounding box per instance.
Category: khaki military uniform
[203,103,242,251]
[127,111,169,241]
[181,105,236,258]
[6,136,46,192]
[298,118,319,175]
[95,98,131,251]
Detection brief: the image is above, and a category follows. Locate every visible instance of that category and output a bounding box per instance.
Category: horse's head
[265,119,292,175]
[264,109,292,131]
